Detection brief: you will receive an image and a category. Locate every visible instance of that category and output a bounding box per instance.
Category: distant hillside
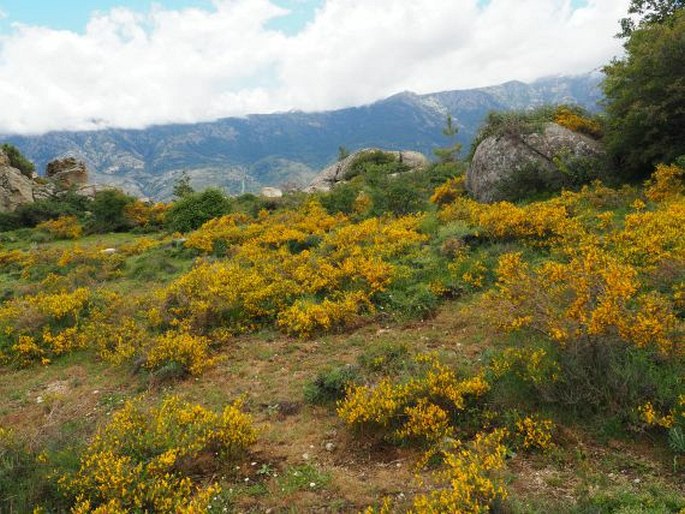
[2,73,603,200]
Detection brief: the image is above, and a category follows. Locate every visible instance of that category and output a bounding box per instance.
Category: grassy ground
[1,291,681,512]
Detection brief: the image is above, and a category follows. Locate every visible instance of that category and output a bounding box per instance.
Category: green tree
[619,0,684,36]
[433,115,462,164]
[1,144,35,178]
[603,10,685,179]
[90,189,137,233]
[165,188,232,233]
[173,171,195,198]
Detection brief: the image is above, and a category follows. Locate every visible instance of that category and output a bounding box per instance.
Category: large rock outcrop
[0,150,104,213]
[466,123,603,203]
[45,157,89,188]
[0,163,34,212]
[304,148,429,193]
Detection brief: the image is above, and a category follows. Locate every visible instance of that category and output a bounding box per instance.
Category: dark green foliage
[304,365,360,405]
[0,192,91,231]
[319,182,362,215]
[165,188,232,233]
[1,144,35,178]
[367,173,427,217]
[89,189,137,233]
[603,11,685,179]
[0,431,72,513]
[346,150,407,179]
[619,0,684,37]
[489,339,684,422]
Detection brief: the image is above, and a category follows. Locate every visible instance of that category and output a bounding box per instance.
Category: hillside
[0,152,683,512]
[1,73,602,200]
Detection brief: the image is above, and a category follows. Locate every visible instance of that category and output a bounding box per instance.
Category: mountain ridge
[2,73,604,200]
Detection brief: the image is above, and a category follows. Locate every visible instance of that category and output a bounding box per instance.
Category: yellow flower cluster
[0,288,91,364]
[36,215,83,240]
[515,416,555,451]
[410,429,508,513]
[644,163,684,202]
[62,396,256,513]
[638,401,675,429]
[338,355,489,443]
[145,330,217,376]
[123,200,169,228]
[553,106,603,139]
[430,176,465,206]
[277,292,370,338]
[161,203,426,338]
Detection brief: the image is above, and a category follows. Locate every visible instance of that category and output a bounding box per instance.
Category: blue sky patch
[265,0,323,35]
[0,1,213,32]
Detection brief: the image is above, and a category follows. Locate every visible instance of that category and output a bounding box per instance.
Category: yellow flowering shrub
[160,206,426,338]
[338,355,489,443]
[644,163,684,202]
[36,215,83,240]
[430,176,465,206]
[0,288,91,365]
[145,330,217,376]
[553,106,603,139]
[277,291,370,338]
[61,396,257,513]
[514,415,555,451]
[410,429,508,513]
[124,200,169,228]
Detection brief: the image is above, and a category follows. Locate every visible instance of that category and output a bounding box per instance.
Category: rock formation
[0,161,35,212]
[466,123,603,203]
[45,157,89,188]
[305,149,429,193]
[0,149,104,213]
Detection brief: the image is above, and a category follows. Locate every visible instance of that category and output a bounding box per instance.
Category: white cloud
[0,9,7,20]
[0,0,629,135]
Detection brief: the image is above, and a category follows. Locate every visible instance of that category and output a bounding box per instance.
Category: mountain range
[2,73,604,200]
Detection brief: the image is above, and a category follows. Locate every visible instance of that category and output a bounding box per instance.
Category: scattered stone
[100,248,117,255]
[325,442,335,452]
[260,186,283,198]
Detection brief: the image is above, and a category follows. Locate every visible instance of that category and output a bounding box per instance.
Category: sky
[0,0,630,135]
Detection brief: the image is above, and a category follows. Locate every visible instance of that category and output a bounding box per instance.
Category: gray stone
[304,148,429,193]
[466,123,603,203]
[0,165,34,212]
[260,187,283,198]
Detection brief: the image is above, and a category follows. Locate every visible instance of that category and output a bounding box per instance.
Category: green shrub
[1,144,35,178]
[319,182,362,215]
[5,192,91,230]
[358,341,410,375]
[165,188,232,233]
[346,150,404,179]
[89,189,137,233]
[304,365,360,405]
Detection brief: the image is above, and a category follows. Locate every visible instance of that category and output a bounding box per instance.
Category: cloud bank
[0,0,629,135]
